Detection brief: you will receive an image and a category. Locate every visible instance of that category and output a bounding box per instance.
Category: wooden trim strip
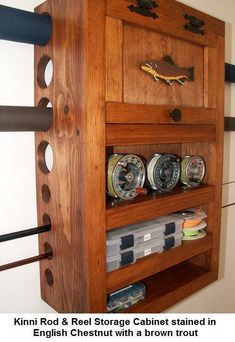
[106,0,224,47]
[106,123,216,146]
[107,185,214,230]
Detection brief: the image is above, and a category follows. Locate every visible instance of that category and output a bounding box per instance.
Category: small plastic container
[106,232,182,272]
[170,208,207,228]
[107,282,146,312]
[106,215,183,257]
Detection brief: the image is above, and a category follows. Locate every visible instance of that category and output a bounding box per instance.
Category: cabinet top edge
[34,0,225,38]
[174,0,225,36]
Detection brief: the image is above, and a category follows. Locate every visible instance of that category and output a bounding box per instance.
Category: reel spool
[181,155,206,187]
[146,153,180,193]
[107,154,146,200]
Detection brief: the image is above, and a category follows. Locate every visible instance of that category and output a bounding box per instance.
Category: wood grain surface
[123,23,204,107]
[107,185,214,229]
[125,262,216,312]
[106,123,216,146]
[106,17,123,102]
[106,0,224,47]
[106,102,216,124]
[35,0,106,313]
[34,0,224,313]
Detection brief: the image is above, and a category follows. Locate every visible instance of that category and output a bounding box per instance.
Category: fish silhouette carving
[141,55,194,85]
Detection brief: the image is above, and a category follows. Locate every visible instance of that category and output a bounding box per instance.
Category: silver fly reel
[107,154,146,200]
[180,155,206,187]
[146,153,180,193]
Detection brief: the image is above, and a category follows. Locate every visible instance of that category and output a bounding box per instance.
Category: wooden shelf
[106,124,216,146]
[106,102,216,125]
[107,185,214,230]
[107,234,213,294]
[124,261,216,313]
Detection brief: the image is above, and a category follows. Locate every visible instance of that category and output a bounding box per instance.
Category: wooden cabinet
[34,0,224,313]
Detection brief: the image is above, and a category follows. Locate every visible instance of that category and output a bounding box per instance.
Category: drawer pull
[184,14,205,35]
[128,0,158,20]
[170,109,182,122]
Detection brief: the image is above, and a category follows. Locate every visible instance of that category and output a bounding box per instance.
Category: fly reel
[107,154,146,200]
[146,153,180,193]
[180,155,206,187]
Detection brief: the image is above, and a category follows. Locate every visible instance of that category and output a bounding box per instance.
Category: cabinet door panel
[123,24,204,107]
[106,16,218,123]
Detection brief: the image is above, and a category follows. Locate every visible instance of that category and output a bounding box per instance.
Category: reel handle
[135,187,148,196]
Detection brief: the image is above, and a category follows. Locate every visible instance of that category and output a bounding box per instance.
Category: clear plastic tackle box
[107,282,146,312]
[106,231,183,272]
[106,215,183,258]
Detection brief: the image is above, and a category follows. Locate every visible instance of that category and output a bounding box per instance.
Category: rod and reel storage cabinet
[35,0,224,312]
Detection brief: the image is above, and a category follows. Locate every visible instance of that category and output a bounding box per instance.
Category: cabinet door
[106,0,224,126]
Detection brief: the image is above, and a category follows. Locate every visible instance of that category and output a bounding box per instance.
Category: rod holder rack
[0,224,51,243]
[0,4,52,46]
[0,106,53,132]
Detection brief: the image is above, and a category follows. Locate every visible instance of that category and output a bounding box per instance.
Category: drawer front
[106,103,216,125]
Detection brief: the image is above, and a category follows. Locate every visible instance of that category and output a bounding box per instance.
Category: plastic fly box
[106,231,183,272]
[106,215,183,258]
[107,282,146,313]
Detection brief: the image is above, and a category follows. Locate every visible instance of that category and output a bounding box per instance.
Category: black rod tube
[224,117,235,131]
[0,5,52,46]
[0,106,53,132]
[0,224,51,243]
[225,63,235,83]
[0,252,52,272]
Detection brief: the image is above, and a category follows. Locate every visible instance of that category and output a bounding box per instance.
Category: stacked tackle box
[106,215,184,272]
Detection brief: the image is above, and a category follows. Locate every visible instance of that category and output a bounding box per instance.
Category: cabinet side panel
[210,35,224,273]
[35,0,106,313]
[181,35,224,273]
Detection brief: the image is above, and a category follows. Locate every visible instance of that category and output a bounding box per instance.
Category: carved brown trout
[141,55,194,85]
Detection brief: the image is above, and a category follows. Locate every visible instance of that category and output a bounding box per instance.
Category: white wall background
[0,0,234,313]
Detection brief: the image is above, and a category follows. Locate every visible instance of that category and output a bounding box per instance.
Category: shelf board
[107,185,214,230]
[107,234,213,294]
[106,102,216,125]
[124,261,216,312]
[106,123,216,146]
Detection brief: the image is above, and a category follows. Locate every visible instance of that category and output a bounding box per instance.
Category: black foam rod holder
[225,63,235,83]
[0,106,53,132]
[0,5,52,46]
